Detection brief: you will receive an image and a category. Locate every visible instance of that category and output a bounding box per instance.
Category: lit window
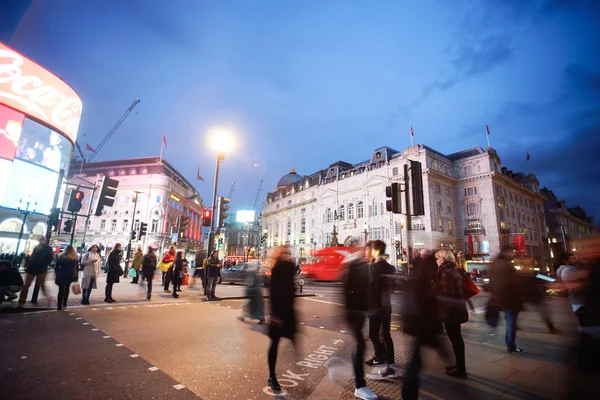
[348,203,355,219]
[339,205,345,221]
[357,201,364,218]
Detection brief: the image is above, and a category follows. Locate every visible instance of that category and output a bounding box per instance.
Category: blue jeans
[207,276,218,298]
[504,310,518,350]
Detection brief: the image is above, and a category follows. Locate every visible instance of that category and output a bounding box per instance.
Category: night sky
[2,0,599,220]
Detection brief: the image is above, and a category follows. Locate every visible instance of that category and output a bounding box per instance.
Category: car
[220,262,271,286]
[299,247,354,282]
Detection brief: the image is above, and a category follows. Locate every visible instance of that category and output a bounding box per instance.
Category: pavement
[1,281,597,399]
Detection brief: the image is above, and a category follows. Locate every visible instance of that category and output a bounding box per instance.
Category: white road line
[68,313,75,316]
[92,329,99,331]
[83,323,90,325]
[319,326,325,329]
[130,354,140,358]
[300,297,344,306]
[148,367,159,372]
[21,356,26,359]
[75,318,82,320]
[340,330,347,333]
[116,344,124,347]
[103,336,110,339]
[173,384,186,390]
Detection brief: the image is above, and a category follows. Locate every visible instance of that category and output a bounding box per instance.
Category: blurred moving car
[299,247,353,282]
[220,262,271,286]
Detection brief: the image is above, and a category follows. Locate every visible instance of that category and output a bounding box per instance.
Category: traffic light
[94,175,119,216]
[139,222,148,238]
[63,219,73,233]
[385,182,402,214]
[48,207,60,234]
[202,209,212,227]
[410,160,425,216]
[216,197,230,229]
[179,215,189,237]
[217,237,224,249]
[67,190,84,213]
[131,229,137,241]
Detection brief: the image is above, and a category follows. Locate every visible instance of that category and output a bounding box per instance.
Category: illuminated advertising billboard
[236,210,256,223]
[0,42,82,215]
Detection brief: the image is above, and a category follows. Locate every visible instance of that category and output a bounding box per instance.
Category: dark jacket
[343,254,370,322]
[54,257,78,286]
[195,253,205,269]
[0,267,24,287]
[207,256,221,278]
[435,261,467,324]
[269,259,296,339]
[106,250,122,284]
[141,252,158,277]
[172,258,184,283]
[26,244,54,274]
[488,254,523,312]
[368,258,396,313]
[403,254,442,340]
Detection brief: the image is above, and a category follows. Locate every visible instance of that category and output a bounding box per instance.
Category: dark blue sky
[2,0,599,219]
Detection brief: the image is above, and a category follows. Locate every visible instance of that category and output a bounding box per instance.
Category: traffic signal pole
[125,191,141,277]
[207,152,224,258]
[404,163,412,267]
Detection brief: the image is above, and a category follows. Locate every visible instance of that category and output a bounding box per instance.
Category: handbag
[72,283,81,295]
[181,273,189,286]
[157,260,172,273]
[128,268,136,278]
[463,275,480,299]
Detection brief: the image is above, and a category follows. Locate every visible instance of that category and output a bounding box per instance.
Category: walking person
[141,246,158,301]
[238,258,265,324]
[206,250,221,299]
[266,247,297,392]
[342,243,378,400]
[104,243,123,303]
[191,251,205,290]
[54,245,78,311]
[434,249,469,378]
[0,260,24,302]
[488,246,524,353]
[18,236,53,307]
[130,246,143,284]
[81,244,101,305]
[367,240,398,379]
[159,246,176,293]
[171,251,184,299]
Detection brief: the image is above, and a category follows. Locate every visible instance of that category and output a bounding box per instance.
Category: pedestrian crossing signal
[202,209,212,227]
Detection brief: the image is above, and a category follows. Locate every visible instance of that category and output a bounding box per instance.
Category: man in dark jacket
[0,260,24,302]
[192,251,205,290]
[489,246,523,352]
[141,246,158,301]
[18,237,53,307]
[342,243,378,400]
[367,240,398,379]
[206,250,221,299]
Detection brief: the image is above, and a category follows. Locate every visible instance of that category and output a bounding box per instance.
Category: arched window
[463,165,473,176]
[465,202,480,216]
[325,208,332,224]
[339,205,345,221]
[348,203,355,220]
[372,198,380,216]
[357,201,364,218]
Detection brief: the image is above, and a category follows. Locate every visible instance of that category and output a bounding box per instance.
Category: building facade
[260,144,549,269]
[223,221,261,260]
[55,157,205,257]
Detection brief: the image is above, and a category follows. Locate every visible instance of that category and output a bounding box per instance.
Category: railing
[464,228,486,236]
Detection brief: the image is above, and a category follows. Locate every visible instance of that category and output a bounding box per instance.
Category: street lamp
[363,223,369,244]
[206,127,235,258]
[15,197,37,262]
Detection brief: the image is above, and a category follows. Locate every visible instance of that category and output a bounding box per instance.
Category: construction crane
[228,182,235,199]
[253,179,263,210]
[79,98,141,163]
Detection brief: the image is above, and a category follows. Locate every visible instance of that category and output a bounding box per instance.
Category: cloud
[452,34,515,77]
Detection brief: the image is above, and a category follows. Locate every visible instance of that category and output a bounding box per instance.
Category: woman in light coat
[81,244,101,305]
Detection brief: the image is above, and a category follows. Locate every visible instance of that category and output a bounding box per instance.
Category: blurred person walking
[130,246,143,284]
[171,251,185,299]
[342,242,378,400]
[141,246,158,301]
[434,249,469,378]
[238,258,265,324]
[159,246,177,293]
[54,245,78,311]
[488,246,524,353]
[206,250,221,299]
[18,237,53,307]
[104,243,123,303]
[191,251,205,290]
[266,247,297,392]
[0,260,23,302]
[367,240,398,379]
[80,244,101,305]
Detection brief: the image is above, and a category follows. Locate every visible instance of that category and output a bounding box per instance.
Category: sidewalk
[313,296,594,400]
[1,271,315,312]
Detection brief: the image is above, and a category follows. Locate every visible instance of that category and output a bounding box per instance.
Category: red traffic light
[202,209,212,227]
[75,191,83,200]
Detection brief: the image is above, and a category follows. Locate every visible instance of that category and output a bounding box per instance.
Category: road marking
[21,356,26,359]
[339,330,347,333]
[92,329,99,331]
[173,384,186,390]
[130,354,140,358]
[69,313,75,316]
[92,308,99,311]
[300,297,344,306]
[103,336,110,339]
[106,307,113,310]
[83,323,90,325]
[148,367,159,372]
[75,318,82,320]
[300,322,305,325]
[116,344,124,347]
[319,326,325,329]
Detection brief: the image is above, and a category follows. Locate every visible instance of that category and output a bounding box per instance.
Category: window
[311,219,315,228]
[436,199,442,211]
[286,221,291,237]
[511,207,515,218]
[392,167,399,176]
[509,192,513,202]
[151,219,159,233]
[357,201,364,218]
[275,224,279,238]
[339,205,345,221]
[448,220,453,234]
[445,188,450,197]
[134,219,140,233]
[348,203,355,219]
[508,223,512,233]
[301,218,306,234]
[373,199,379,216]
[123,219,129,231]
[395,221,402,235]
[447,202,452,214]
[465,202,479,216]
[436,183,441,194]
[325,208,332,223]
[464,187,477,197]
[100,220,106,230]
[463,165,473,176]
[111,219,117,231]
[438,218,443,231]
[156,196,162,203]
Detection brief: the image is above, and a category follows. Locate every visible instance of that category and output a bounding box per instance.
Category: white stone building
[260,145,549,269]
[54,157,205,257]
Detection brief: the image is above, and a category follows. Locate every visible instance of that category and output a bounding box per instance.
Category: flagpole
[410,122,414,147]
[159,140,163,163]
[486,125,491,148]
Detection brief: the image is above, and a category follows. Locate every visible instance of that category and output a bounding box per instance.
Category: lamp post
[363,223,369,244]
[15,198,37,263]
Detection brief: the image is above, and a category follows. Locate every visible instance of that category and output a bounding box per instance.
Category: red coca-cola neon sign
[0,42,82,143]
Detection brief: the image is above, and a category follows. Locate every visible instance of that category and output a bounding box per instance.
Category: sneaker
[365,356,385,366]
[6,293,18,301]
[267,377,281,391]
[445,368,467,378]
[377,365,399,379]
[354,386,378,400]
[508,347,524,353]
[104,298,111,303]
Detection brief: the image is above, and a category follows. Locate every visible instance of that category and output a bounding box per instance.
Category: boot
[146,293,151,301]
